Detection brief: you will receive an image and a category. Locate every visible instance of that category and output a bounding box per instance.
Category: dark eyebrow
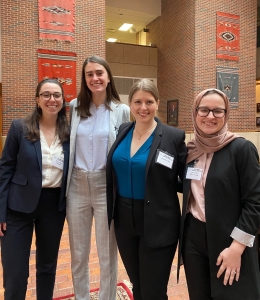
[41,91,61,93]
[198,106,225,110]
[85,70,104,74]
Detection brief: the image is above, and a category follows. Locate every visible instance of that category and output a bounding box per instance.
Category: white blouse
[40,131,64,188]
[74,103,110,171]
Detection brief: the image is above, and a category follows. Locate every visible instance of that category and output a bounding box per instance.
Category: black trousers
[1,188,66,300]
[182,213,214,300]
[114,196,177,300]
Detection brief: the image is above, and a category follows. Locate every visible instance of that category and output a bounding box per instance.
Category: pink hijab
[186,88,239,164]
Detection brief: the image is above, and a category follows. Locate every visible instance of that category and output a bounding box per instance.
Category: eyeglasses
[196,107,226,118]
[39,92,63,101]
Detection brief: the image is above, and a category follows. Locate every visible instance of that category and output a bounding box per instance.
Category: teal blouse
[112,127,154,200]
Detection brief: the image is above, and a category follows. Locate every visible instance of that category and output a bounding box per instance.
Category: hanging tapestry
[217,67,239,108]
[216,12,240,61]
[38,0,75,41]
[38,49,77,104]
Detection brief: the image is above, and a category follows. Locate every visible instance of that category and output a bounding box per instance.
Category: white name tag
[51,156,64,170]
[156,150,174,169]
[186,167,203,180]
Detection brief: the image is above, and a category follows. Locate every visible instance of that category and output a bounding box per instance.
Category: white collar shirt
[75,103,110,171]
[40,132,63,188]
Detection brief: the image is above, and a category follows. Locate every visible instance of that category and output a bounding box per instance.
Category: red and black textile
[38,49,77,104]
[216,12,240,61]
[38,0,75,41]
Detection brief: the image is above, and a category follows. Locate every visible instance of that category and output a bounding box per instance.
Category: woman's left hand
[216,240,246,285]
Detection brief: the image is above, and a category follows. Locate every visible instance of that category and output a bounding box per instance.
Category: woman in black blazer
[178,88,260,300]
[0,78,70,300]
[106,79,187,300]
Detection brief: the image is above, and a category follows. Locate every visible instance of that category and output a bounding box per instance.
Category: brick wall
[147,0,256,132]
[1,0,257,134]
[1,0,106,135]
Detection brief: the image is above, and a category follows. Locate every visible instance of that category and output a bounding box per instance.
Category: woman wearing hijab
[178,88,260,300]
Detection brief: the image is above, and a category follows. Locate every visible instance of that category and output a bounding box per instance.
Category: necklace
[134,124,156,140]
[40,124,56,133]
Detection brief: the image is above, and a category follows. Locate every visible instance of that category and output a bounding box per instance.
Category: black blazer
[0,119,69,222]
[178,138,260,299]
[106,118,187,248]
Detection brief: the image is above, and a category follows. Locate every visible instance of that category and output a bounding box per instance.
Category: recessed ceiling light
[129,28,136,34]
[107,28,116,33]
[118,23,133,31]
[107,38,117,42]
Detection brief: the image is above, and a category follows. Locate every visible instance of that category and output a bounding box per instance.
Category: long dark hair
[76,55,121,118]
[23,78,69,143]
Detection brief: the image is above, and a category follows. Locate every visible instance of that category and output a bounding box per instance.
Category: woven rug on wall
[53,282,133,300]
[38,0,75,41]
[216,11,240,61]
[38,49,77,104]
[216,66,239,109]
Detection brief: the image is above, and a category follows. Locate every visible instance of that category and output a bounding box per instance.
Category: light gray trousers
[67,168,118,300]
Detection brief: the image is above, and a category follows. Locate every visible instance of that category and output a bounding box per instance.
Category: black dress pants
[182,213,214,300]
[1,188,66,300]
[114,196,177,300]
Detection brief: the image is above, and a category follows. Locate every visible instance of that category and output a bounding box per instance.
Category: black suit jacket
[106,118,187,248]
[0,119,69,222]
[178,138,260,299]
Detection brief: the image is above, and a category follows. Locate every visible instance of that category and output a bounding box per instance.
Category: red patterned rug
[216,11,240,61]
[53,282,133,300]
[38,49,77,104]
[38,0,75,41]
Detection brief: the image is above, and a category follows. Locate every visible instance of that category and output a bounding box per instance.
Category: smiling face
[36,82,63,117]
[129,90,159,125]
[195,92,226,135]
[84,62,110,97]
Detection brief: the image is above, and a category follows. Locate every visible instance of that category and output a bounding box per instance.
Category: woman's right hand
[216,239,246,285]
[0,222,6,236]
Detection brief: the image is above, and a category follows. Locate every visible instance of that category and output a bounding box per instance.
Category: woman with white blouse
[0,78,70,300]
[66,56,130,300]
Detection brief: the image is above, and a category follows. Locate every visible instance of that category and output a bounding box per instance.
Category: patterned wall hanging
[216,12,240,61]
[217,67,239,108]
[38,49,77,105]
[38,0,75,41]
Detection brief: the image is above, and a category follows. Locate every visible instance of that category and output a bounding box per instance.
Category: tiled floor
[0,220,189,300]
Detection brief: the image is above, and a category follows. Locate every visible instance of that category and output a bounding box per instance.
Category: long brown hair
[23,78,69,143]
[76,55,121,118]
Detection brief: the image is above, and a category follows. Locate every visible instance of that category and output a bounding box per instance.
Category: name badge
[155,150,174,169]
[186,167,202,180]
[51,156,64,170]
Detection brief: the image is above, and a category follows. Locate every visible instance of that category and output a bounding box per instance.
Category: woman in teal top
[106,79,187,300]
[112,126,154,199]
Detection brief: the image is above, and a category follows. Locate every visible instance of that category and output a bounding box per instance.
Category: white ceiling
[105,1,160,44]
[107,1,260,45]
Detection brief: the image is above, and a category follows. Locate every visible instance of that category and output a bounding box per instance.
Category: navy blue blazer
[0,119,69,222]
